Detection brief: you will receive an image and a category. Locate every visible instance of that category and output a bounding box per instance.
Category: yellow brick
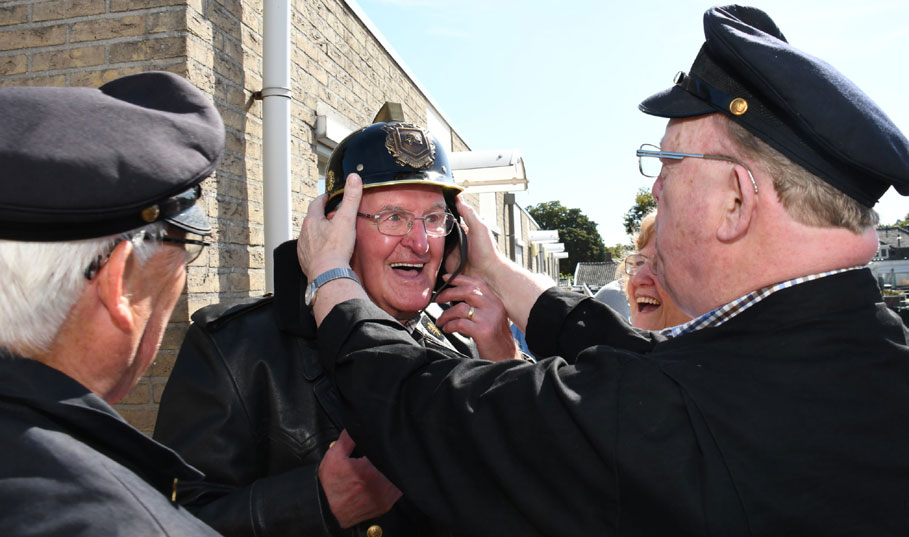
[119,381,152,404]
[110,35,186,63]
[33,45,106,72]
[114,406,157,435]
[0,4,29,27]
[0,25,67,51]
[186,10,212,41]
[0,74,66,87]
[151,381,168,404]
[71,14,145,43]
[68,65,143,87]
[146,353,177,380]
[149,8,186,34]
[34,0,106,22]
[110,0,183,12]
[159,322,190,351]
[0,54,26,76]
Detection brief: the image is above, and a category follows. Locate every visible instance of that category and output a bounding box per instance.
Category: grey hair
[0,222,166,358]
[724,119,878,233]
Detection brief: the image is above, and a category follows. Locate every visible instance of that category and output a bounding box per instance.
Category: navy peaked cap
[0,71,224,241]
[639,5,909,207]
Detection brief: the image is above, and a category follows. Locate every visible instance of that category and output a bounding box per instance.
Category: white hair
[0,223,166,358]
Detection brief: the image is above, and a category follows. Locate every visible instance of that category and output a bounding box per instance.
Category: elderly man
[0,72,224,535]
[154,120,520,537]
[297,6,909,537]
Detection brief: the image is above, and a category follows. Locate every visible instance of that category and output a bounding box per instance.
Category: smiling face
[626,236,692,331]
[350,184,448,321]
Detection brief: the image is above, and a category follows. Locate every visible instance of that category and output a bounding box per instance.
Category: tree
[606,243,631,262]
[527,201,607,272]
[896,212,909,229]
[623,188,656,236]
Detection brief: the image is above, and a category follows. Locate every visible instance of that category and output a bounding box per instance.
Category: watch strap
[306,267,360,308]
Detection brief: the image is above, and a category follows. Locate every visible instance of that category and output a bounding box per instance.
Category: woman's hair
[634,211,657,250]
[0,223,165,358]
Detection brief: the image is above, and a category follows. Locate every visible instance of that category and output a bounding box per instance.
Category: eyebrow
[377,201,448,213]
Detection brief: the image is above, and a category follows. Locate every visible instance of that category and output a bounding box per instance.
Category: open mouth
[390,262,425,274]
[636,296,662,313]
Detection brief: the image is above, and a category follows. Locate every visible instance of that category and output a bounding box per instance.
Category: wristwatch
[305,268,361,308]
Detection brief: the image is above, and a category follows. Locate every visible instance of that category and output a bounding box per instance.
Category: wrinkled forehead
[360,183,447,211]
[661,115,730,153]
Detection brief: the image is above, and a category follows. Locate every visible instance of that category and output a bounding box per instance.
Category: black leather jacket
[154,241,476,537]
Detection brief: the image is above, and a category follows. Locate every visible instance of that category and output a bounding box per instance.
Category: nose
[401,218,430,254]
[631,258,657,286]
[651,176,663,202]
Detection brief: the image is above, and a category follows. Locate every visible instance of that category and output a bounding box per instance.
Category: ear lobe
[97,240,135,333]
[716,165,756,243]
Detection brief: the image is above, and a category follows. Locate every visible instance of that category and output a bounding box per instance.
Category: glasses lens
[624,254,647,276]
[637,144,664,178]
[376,210,412,236]
[423,212,455,237]
[184,233,206,263]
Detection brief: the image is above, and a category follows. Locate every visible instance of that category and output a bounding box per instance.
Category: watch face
[304,281,316,307]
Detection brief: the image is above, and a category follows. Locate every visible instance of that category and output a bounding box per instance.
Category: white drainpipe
[262,0,291,293]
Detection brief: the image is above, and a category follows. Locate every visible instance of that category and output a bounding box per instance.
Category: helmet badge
[325,169,336,193]
[383,123,436,169]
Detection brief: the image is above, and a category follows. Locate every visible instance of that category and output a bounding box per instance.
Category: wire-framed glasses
[83,226,210,280]
[624,253,649,276]
[636,143,758,193]
[357,209,456,237]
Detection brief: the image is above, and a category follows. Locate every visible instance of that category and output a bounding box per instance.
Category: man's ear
[97,240,135,333]
[717,164,757,243]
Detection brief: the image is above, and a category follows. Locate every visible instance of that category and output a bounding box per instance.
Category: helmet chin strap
[427,222,468,306]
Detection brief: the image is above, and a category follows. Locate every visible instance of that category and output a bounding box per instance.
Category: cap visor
[639,85,716,119]
[165,204,211,235]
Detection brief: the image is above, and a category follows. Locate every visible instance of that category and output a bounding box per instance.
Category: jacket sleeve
[525,287,659,360]
[154,323,337,537]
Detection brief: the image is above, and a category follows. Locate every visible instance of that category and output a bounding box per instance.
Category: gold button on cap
[729,97,748,116]
[366,524,383,537]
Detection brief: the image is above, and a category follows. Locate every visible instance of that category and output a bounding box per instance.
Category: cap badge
[383,123,435,169]
[141,205,160,223]
[729,97,748,116]
[326,170,336,193]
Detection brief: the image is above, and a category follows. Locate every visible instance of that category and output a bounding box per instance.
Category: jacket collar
[0,355,204,495]
[272,240,318,339]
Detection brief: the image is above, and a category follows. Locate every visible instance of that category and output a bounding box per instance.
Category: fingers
[336,174,363,222]
[329,429,356,457]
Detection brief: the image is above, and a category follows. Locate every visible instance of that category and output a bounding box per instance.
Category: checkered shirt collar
[661,266,866,339]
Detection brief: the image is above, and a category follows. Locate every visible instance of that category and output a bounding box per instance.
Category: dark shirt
[316,268,909,536]
[0,355,218,537]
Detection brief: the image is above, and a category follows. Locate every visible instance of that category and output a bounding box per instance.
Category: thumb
[456,198,479,229]
[332,429,356,456]
[336,174,364,222]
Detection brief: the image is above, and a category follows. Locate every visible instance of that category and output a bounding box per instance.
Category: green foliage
[878,212,909,230]
[527,201,607,272]
[605,243,631,261]
[896,212,909,229]
[623,188,656,236]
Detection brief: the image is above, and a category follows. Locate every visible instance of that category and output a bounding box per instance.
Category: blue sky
[353,0,909,246]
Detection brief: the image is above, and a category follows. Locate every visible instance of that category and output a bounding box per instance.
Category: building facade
[0,0,560,432]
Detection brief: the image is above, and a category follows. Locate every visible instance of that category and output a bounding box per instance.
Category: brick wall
[1,0,495,435]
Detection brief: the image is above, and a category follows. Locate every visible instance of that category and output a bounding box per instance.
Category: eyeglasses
[357,209,456,237]
[161,231,210,264]
[83,226,210,280]
[624,253,649,276]
[636,143,758,194]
